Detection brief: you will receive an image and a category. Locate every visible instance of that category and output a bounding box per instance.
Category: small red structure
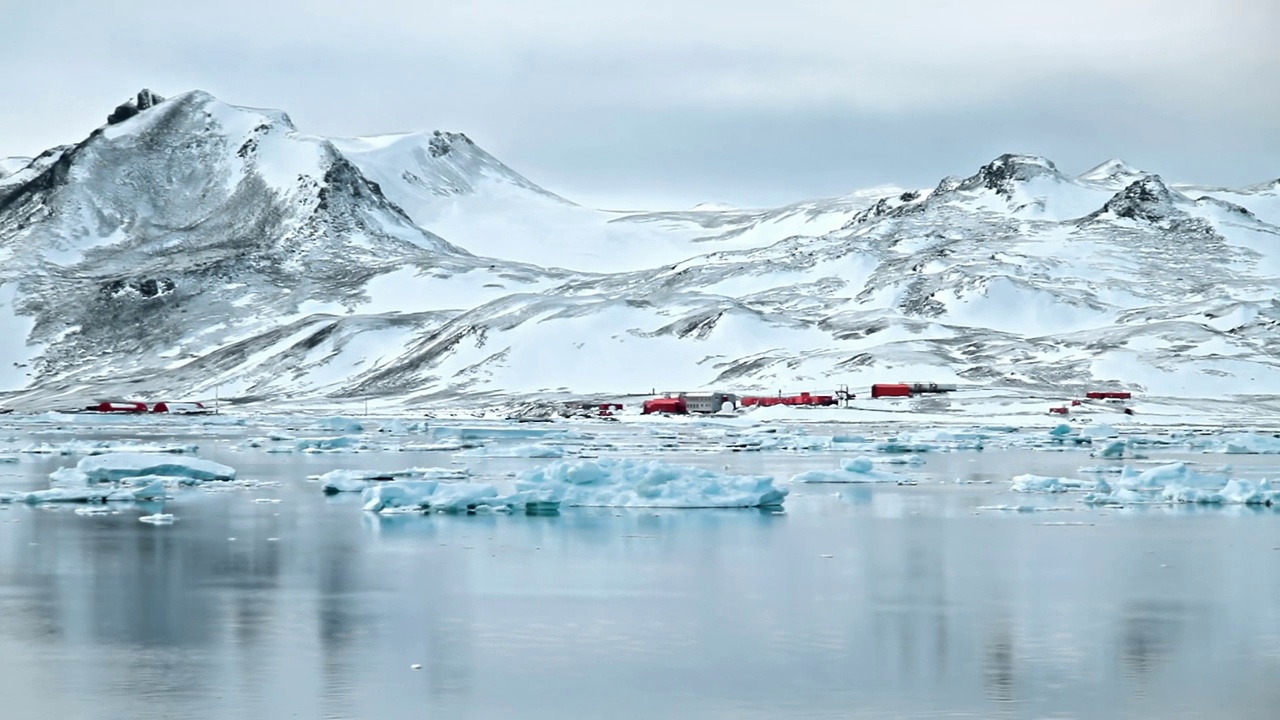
[89,401,149,413]
[152,402,209,414]
[1071,399,1082,406]
[597,403,624,417]
[642,397,687,415]
[1086,391,1132,400]
[740,392,837,407]
[1049,406,1070,415]
[871,384,913,398]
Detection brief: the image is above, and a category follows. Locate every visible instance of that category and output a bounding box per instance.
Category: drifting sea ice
[1003,458,1274,504]
[276,436,370,453]
[362,481,519,514]
[314,417,366,433]
[517,458,787,509]
[455,444,566,458]
[15,441,199,456]
[320,466,471,494]
[1091,439,1145,459]
[1208,433,1280,454]
[362,459,790,513]
[0,481,167,504]
[50,452,237,485]
[791,456,912,484]
[1011,474,1100,493]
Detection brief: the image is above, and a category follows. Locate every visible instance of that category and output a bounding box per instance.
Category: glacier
[1,89,1279,416]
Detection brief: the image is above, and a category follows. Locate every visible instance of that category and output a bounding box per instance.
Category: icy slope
[0,90,562,399]
[1,90,1278,410]
[332,130,897,272]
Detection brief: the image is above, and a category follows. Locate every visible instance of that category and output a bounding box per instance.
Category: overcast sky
[2,0,1277,208]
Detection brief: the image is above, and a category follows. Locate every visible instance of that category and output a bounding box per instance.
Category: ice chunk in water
[518,458,787,508]
[61,453,236,484]
[320,467,470,494]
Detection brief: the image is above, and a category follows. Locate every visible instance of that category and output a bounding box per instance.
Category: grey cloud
[1,0,1275,207]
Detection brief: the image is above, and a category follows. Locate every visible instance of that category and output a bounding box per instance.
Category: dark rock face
[107,89,166,125]
[99,277,176,300]
[107,103,140,125]
[427,130,475,158]
[1099,176,1178,223]
[956,154,1061,197]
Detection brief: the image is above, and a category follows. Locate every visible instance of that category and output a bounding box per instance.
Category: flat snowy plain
[1,409,1279,719]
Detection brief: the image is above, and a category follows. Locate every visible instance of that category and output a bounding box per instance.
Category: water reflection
[0,437,1277,719]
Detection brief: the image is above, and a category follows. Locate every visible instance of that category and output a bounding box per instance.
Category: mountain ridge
[1,88,1278,411]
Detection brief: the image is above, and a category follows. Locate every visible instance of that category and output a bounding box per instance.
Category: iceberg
[1210,433,1280,454]
[280,436,370,453]
[16,441,199,455]
[316,417,366,433]
[791,456,912,484]
[57,453,236,484]
[320,466,471,494]
[0,481,167,504]
[455,444,566,458]
[361,481,522,514]
[1091,439,1145,459]
[517,458,787,508]
[1011,474,1078,493]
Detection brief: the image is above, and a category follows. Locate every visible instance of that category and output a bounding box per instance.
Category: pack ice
[1011,462,1280,506]
[792,456,912,484]
[360,458,788,513]
[1,453,236,504]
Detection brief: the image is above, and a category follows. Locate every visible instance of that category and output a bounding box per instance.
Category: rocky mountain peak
[106,88,167,125]
[1095,175,1181,223]
[956,154,1065,197]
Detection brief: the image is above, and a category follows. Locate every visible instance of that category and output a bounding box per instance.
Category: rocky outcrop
[107,89,166,125]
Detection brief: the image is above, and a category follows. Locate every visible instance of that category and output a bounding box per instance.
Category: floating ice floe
[15,441,199,456]
[138,513,176,525]
[0,481,167,504]
[395,441,466,452]
[455,444,566,458]
[792,456,913,484]
[361,458,787,513]
[0,455,17,464]
[362,481,530,514]
[315,417,366,433]
[1011,474,1100,493]
[901,430,986,449]
[1080,424,1119,439]
[1206,433,1280,455]
[320,467,471,494]
[376,419,431,434]
[1078,465,1125,474]
[872,440,937,454]
[518,458,787,509]
[1090,439,1146,459]
[1067,463,1275,506]
[433,425,564,442]
[274,436,371,453]
[51,453,236,485]
[976,505,1077,513]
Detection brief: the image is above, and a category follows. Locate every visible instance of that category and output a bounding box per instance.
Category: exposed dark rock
[106,89,167,125]
[99,277,176,300]
[427,130,475,158]
[956,154,1062,197]
[1094,175,1179,223]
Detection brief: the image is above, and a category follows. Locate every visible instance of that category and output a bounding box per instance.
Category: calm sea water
[2,418,1279,719]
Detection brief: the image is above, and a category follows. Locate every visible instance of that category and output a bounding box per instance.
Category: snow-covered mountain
[1,89,1278,411]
